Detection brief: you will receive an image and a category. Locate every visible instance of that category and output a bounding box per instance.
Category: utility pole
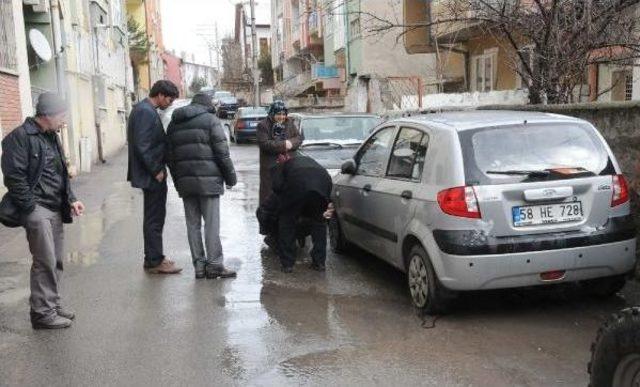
[250,0,259,107]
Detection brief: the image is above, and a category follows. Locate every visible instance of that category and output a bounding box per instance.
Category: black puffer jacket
[166,103,237,197]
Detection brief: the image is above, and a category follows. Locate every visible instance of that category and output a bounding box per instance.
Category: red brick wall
[0,72,22,136]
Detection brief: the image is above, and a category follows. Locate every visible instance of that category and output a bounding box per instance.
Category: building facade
[126,0,163,100]
[162,51,184,97]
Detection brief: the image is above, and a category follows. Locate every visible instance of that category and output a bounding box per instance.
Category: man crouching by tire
[258,155,333,273]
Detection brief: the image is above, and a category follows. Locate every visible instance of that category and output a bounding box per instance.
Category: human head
[35,92,67,132]
[269,100,288,123]
[191,93,215,113]
[149,80,179,110]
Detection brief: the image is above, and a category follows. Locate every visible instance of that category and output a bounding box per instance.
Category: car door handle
[401,190,413,199]
[362,184,372,192]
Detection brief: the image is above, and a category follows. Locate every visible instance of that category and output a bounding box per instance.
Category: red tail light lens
[611,174,629,207]
[236,121,246,130]
[437,186,481,218]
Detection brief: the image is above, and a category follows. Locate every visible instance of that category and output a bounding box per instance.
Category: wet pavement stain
[0,142,639,386]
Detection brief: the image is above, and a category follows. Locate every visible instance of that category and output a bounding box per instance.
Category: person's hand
[71,201,85,217]
[155,170,165,182]
[323,202,335,220]
[285,140,293,150]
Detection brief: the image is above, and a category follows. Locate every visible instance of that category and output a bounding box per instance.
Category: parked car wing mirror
[341,159,357,175]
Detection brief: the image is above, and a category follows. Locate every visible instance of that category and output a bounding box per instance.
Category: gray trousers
[24,206,64,320]
[182,196,223,266]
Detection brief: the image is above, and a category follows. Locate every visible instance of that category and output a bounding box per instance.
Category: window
[471,49,497,92]
[356,127,396,177]
[0,0,17,71]
[387,128,429,181]
[625,73,633,101]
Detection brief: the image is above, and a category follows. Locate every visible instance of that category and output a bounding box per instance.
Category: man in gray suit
[127,80,182,274]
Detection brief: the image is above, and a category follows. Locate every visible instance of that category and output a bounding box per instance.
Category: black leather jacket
[1,118,76,223]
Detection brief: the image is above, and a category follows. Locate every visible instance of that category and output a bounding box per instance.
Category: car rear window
[458,123,615,185]
[300,116,379,141]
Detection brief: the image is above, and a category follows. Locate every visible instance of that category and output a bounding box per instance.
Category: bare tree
[221,37,244,83]
[347,0,640,104]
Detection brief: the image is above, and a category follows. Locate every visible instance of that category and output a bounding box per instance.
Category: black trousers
[278,197,327,268]
[142,182,167,267]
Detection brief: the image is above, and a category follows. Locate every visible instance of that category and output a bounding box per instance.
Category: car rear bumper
[236,130,257,140]
[436,237,636,291]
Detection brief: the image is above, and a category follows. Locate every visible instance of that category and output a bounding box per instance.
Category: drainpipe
[344,0,351,85]
[93,25,106,163]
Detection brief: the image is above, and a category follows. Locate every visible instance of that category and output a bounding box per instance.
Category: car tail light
[540,270,565,281]
[437,186,481,218]
[611,174,629,207]
[236,121,246,130]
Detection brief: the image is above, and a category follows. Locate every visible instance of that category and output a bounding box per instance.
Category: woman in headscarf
[256,101,302,206]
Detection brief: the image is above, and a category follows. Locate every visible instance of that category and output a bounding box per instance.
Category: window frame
[354,125,398,178]
[470,48,497,92]
[385,126,430,182]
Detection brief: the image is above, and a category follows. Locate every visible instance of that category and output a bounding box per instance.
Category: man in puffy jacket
[166,93,238,279]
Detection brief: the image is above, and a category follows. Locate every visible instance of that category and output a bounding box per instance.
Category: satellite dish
[29,29,53,62]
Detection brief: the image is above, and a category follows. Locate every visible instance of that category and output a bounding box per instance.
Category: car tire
[406,245,449,314]
[581,275,627,298]
[589,307,640,387]
[328,215,351,254]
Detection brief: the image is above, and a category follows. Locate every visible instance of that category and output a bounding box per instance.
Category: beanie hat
[268,100,288,117]
[36,92,67,116]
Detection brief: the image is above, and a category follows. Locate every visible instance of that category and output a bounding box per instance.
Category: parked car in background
[291,113,380,176]
[200,87,216,98]
[230,106,268,143]
[216,96,239,119]
[159,98,191,130]
[212,90,232,105]
[330,111,636,313]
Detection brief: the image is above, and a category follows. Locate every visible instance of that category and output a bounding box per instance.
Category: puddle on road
[64,181,137,265]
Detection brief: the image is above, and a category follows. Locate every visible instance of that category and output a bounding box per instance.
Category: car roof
[392,110,587,132]
[290,112,380,119]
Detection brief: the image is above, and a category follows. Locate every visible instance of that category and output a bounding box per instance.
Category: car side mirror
[341,159,357,175]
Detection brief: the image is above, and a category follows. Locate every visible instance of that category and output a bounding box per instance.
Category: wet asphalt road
[1,134,639,386]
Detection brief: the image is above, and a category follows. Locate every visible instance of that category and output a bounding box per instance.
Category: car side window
[355,126,396,177]
[386,127,429,181]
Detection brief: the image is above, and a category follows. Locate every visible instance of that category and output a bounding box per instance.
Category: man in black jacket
[166,93,238,279]
[267,155,333,273]
[127,80,181,274]
[1,93,85,329]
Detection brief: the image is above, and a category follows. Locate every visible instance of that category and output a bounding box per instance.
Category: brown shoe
[145,258,183,274]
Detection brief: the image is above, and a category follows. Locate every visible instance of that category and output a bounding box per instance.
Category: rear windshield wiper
[486,169,551,178]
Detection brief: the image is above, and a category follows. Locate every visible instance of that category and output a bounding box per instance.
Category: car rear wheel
[328,215,351,254]
[407,245,449,314]
[589,307,640,387]
[580,275,626,298]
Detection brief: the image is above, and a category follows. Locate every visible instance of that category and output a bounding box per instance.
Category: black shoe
[55,307,75,320]
[32,314,72,330]
[205,265,237,279]
[195,261,206,279]
[281,266,293,273]
[311,262,326,272]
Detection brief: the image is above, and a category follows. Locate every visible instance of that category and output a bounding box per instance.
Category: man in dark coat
[166,93,238,279]
[1,93,85,329]
[256,101,302,206]
[127,80,182,274]
[268,155,333,273]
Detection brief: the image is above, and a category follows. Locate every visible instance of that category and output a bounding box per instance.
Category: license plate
[512,201,583,227]
[249,122,257,127]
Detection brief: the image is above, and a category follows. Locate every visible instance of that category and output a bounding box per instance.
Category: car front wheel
[407,245,449,314]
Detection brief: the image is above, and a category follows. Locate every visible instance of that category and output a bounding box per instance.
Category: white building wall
[14,0,32,117]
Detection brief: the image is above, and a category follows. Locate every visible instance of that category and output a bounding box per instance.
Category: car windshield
[220,96,236,103]
[215,92,232,99]
[459,123,613,184]
[300,116,379,142]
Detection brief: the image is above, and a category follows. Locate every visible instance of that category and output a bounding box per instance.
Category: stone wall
[0,72,22,136]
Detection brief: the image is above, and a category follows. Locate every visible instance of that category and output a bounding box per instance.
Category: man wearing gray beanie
[1,92,85,329]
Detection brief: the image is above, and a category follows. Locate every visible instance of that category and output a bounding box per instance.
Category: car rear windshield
[458,123,615,185]
[240,107,267,117]
[300,116,379,141]
[220,96,237,104]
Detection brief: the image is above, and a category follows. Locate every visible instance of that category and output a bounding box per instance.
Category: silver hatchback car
[330,111,636,313]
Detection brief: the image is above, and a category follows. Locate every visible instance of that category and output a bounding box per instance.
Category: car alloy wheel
[612,354,640,387]
[408,254,429,308]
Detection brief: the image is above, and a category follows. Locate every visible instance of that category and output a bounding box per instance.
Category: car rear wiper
[300,142,343,149]
[486,169,551,178]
